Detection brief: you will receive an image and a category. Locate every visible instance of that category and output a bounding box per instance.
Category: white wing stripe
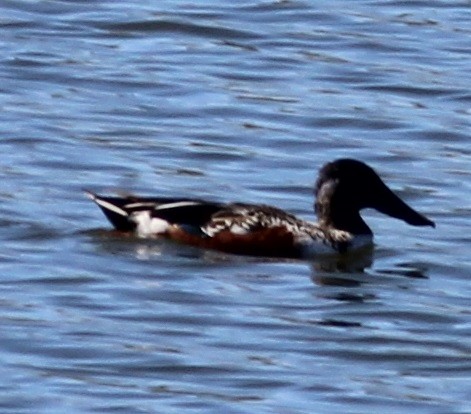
[124,202,158,209]
[154,201,201,210]
[95,198,128,217]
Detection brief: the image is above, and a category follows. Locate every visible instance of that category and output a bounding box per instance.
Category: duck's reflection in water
[87,228,429,290]
[310,247,374,287]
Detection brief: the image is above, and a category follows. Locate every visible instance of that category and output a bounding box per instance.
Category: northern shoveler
[86,159,435,258]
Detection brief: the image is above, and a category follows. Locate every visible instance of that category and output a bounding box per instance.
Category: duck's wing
[87,192,308,254]
[201,203,302,236]
[85,191,223,233]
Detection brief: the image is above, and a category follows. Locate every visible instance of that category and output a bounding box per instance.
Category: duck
[86,158,435,258]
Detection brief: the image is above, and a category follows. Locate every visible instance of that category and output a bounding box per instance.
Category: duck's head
[314,159,435,234]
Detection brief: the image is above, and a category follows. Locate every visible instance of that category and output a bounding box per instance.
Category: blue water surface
[0,1,470,413]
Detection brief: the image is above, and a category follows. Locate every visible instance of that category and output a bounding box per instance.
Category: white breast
[299,233,373,257]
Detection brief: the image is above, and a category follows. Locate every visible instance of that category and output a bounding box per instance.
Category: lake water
[1,1,470,413]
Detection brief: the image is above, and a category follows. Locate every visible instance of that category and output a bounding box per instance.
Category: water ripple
[0,0,470,413]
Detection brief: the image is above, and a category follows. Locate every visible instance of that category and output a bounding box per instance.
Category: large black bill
[374,185,435,228]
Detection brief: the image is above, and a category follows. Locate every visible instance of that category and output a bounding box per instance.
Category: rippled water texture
[0,1,470,413]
